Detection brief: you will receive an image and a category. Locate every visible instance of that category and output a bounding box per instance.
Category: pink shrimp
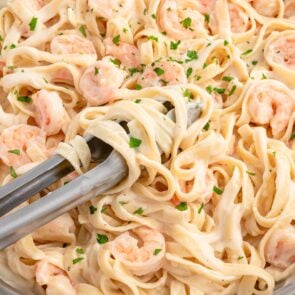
[229,4,250,33]
[158,0,208,40]
[35,260,75,294]
[104,37,141,68]
[285,0,295,20]
[32,213,76,243]
[195,0,216,14]
[52,68,74,85]
[248,80,295,138]
[50,34,97,57]
[266,34,295,70]
[32,90,65,136]
[79,57,126,106]
[137,60,186,88]
[0,124,45,168]
[249,0,279,17]
[265,225,295,269]
[110,226,166,276]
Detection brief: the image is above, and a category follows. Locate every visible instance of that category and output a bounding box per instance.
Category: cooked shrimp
[137,60,186,88]
[36,260,66,285]
[110,226,166,276]
[158,0,208,40]
[0,124,45,168]
[229,4,250,33]
[195,0,216,14]
[32,213,76,243]
[249,0,279,17]
[265,225,295,269]
[32,90,65,136]
[248,81,295,138]
[88,0,134,19]
[285,0,295,20]
[46,275,76,295]
[267,34,295,70]
[104,37,141,68]
[79,57,126,106]
[50,34,97,57]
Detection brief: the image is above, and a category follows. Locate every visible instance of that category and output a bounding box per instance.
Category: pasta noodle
[0,0,294,294]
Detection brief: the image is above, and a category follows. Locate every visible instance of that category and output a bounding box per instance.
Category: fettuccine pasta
[0,0,295,294]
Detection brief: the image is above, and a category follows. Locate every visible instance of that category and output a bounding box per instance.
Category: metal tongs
[0,135,128,249]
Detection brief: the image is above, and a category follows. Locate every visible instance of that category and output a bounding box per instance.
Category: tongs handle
[0,135,112,217]
[0,151,127,250]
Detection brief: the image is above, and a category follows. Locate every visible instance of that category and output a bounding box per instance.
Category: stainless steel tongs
[0,135,128,249]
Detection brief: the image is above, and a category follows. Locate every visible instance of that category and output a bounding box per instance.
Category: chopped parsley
[0,35,3,42]
[252,60,258,65]
[72,257,84,264]
[133,207,144,215]
[186,67,193,78]
[213,186,223,195]
[153,248,162,255]
[112,34,120,46]
[272,151,276,157]
[29,16,38,31]
[135,84,142,90]
[79,25,87,37]
[222,76,233,82]
[170,40,181,50]
[154,67,164,76]
[10,166,17,178]
[203,62,208,69]
[89,205,97,214]
[128,68,141,75]
[224,40,229,46]
[123,28,128,33]
[43,77,48,83]
[129,137,142,148]
[183,89,193,99]
[213,87,225,94]
[94,67,99,75]
[204,14,210,23]
[241,49,253,56]
[198,203,204,214]
[76,248,85,254]
[290,133,295,140]
[238,256,244,261]
[262,73,268,80]
[119,200,128,205]
[101,206,107,213]
[228,85,237,96]
[203,121,210,131]
[8,149,20,155]
[246,171,256,176]
[180,17,192,29]
[9,44,16,49]
[110,58,121,66]
[148,35,158,42]
[135,99,141,103]
[96,233,109,244]
[17,95,32,103]
[206,85,213,94]
[151,13,156,19]
[186,50,198,62]
[176,202,188,211]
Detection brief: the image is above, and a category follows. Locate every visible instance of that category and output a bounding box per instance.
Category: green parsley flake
[224,40,229,46]
[17,95,32,103]
[252,60,258,65]
[204,14,210,23]
[290,133,295,140]
[214,87,225,94]
[133,207,144,215]
[10,166,17,178]
[203,121,210,131]
[183,89,193,99]
[186,67,193,78]
[153,248,162,256]
[0,35,3,42]
[176,202,188,211]
[170,40,181,50]
[119,201,128,205]
[238,256,244,261]
[79,25,87,37]
[112,34,120,46]
[222,76,234,82]
[72,257,84,264]
[198,203,204,214]
[154,67,164,76]
[135,99,141,103]
[128,68,141,75]
[43,77,48,83]
[246,171,256,176]
[241,49,253,56]
[129,137,142,148]
[206,85,213,94]
[29,16,38,31]
[9,44,16,49]
[213,185,223,195]
[101,206,107,213]
[8,149,20,155]
[262,73,267,80]
[110,58,121,66]
[180,17,192,29]
[186,50,198,61]
[228,85,237,96]
[148,35,158,42]
[96,233,109,244]
[272,151,276,157]
[151,13,156,19]
[94,67,99,75]
[203,62,208,69]
[76,248,85,254]
[135,84,142,90]
[89,205,97,214]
